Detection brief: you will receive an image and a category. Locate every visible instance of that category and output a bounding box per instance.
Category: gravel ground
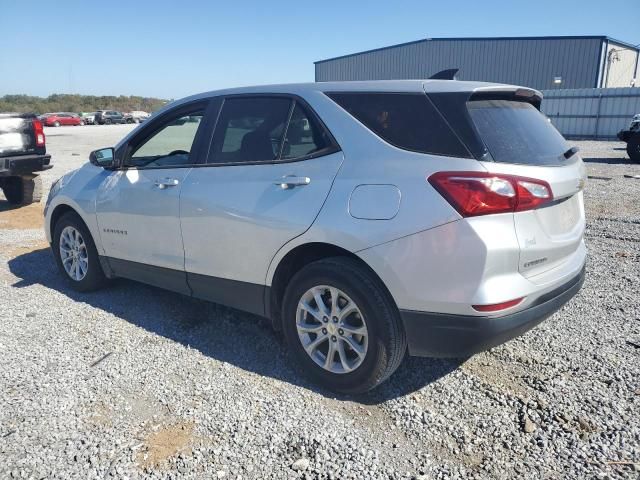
[0,127,639,479]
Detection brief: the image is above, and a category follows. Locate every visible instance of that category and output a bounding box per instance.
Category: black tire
[105,119,112,125]
[2,175,42,205]
[52,211,107,292]
[627,135,640,162]
[282,257,406,394]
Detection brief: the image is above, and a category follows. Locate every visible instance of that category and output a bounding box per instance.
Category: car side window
[281,103,330,160]
[327,92,469,158]
[209,97,292,164]
[126,111,205,168]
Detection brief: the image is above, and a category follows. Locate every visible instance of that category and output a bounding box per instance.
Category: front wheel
[282,257,406,394]
[52,212,107,292]
[53,121,60,127]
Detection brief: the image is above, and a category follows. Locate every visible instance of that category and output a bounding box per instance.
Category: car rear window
[467,99,570,166]
[327,92,470,158]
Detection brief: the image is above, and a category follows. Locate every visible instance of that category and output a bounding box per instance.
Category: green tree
[0,94,168,114]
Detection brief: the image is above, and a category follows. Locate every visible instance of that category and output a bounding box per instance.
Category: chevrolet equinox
[45,80,586,393]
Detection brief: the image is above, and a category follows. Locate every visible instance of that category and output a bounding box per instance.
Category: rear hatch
[0,113,40,158]
[429,88,586,279]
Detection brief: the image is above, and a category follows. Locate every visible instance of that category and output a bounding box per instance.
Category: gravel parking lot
[1,125,638,479]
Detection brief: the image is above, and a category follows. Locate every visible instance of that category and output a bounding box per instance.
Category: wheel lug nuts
[332,317,338,323]
[331,335,337,342]
[338,329,344,335]
[322,328,327,334]
[323,317,329,323]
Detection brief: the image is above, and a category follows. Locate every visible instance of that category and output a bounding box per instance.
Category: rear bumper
[400,265,585,358]
[0,154,52,176]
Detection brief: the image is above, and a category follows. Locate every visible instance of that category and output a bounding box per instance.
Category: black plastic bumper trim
[0,154,52,176]
[400,265,586,358]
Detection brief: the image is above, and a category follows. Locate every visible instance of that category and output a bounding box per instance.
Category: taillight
[472,297,524,312]
[33,119,45,147]
[428,171,552,217]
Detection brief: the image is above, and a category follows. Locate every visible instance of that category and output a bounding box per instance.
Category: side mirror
[89,147,115,168]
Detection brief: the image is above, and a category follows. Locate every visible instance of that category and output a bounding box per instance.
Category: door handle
[273,175,311,190]
[154,178,180,189]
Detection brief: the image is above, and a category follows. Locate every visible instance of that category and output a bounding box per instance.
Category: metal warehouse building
[315,36,639,90]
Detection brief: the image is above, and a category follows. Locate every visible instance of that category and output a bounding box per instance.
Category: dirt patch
[461,356,530,398]
[137,421,195,469]
[0,202,45,230]
[4,240,49,259]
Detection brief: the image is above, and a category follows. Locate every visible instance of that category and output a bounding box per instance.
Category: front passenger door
[95,102,212,292]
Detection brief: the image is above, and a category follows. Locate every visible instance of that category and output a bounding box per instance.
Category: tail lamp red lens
[472,297,524,312]
[33,119,45,147]
[428,171,553,217]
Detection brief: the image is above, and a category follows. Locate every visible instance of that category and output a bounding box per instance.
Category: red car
[40,113,84,127]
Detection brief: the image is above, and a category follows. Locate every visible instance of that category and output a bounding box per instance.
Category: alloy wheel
[296,285,369,374]
[59,226,89,281]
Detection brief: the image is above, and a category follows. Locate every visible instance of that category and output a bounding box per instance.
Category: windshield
[467,99,570,166]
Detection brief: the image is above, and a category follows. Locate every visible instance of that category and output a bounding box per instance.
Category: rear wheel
[105,119,112,125]
[627,134,640,162]
[1,175,42,205]
[53,121,60,127]
[282,257,406,394]
[52,212,107,292]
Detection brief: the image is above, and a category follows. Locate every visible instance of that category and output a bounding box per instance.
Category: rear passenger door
[179,95,343,315]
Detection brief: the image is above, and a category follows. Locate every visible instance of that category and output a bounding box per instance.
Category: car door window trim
[203,93,341,167]
[116,99,216,171]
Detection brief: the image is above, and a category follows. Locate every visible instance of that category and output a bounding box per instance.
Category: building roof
[314,35,639,65]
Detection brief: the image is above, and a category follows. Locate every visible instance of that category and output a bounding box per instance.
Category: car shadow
[7,248,462,404]
[582,156,632,165]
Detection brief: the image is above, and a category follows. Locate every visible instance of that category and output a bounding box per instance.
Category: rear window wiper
[563,146,579,160]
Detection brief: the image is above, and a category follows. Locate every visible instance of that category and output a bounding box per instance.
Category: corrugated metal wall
[541,87,640,139]
[315,37,603,90]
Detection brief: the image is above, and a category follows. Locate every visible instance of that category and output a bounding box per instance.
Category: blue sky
[1,0,638,99]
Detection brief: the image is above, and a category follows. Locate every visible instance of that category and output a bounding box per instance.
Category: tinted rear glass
[467,100,569,166]
[327,93,470,158]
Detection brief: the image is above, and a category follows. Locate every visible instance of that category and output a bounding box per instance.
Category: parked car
[40,112,84,127]
[617,114,640,161]
[44,80,586,393]
[124,110,150,123]
[94,110,126,125]
[80,112,98,125]
[0,112,51,204]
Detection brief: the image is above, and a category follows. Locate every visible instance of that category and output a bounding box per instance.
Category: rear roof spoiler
[429,68,459,80]
[469,87,543,109]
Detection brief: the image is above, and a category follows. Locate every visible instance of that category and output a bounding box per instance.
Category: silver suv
[45,81,586,393]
